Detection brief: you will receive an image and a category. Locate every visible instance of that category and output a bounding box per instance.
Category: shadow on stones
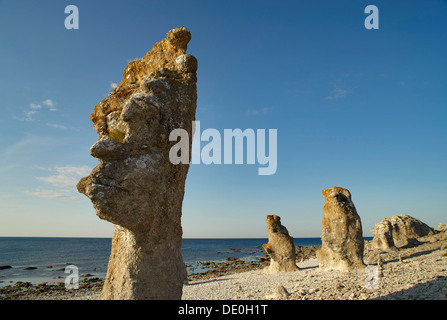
[383,248,440,265]
[398,238,426,249]
[186,278,231,286]
[373,276,447,300]
[298,265,319,271]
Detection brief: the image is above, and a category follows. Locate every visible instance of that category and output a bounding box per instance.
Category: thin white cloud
[245,107,269,116]
[46,123,67,129]
[24,110,37,121]
[42,99,54,107]
[326,85,350,100]
[28,165,92,200]
[4,135,62,159]
[26,189,79,200]
[16,99,57,121]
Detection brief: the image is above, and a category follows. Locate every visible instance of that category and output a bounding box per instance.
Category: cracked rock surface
[77,27,197,300]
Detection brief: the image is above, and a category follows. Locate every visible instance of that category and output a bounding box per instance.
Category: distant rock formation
[371,214,435,250]
[438,223,447,232]
[316,187,365,271]
[295,245,321,262]
[263,215,299,273]
[77,27,197,300]
[370,219,396,251]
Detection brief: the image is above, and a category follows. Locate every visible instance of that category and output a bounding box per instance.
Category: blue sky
[0,0,446,238]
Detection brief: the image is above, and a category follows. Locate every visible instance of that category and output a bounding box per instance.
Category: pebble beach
[1,230,446,300]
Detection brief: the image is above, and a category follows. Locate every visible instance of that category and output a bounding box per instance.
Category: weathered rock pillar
[77,27,197,299]
[316,186,365,271]
[263,215,299,273]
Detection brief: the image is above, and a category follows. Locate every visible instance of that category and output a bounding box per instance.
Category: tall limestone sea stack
[263,215,299,273]
[77,27,197,299]
[316,187,365,272]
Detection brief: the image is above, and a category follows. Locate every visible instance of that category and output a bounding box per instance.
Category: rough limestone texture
[371,214,435,250]
[370,219,396,251]
[77,27,197,300]
[263,215,299,273]
[316,187,365,272]
[438,223,447,232]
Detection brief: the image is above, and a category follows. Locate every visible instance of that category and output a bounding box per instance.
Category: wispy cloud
[42,99,56,111]
[27,165,92,200]
[16,99,57,121]
[26,189,79,200]
[24,109,37,121]
[326,85,350,100]
[245,107,269,116]
[46,123,67,130]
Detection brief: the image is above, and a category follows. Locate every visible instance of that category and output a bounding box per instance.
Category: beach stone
[262,215,299,273]
[316,186,365,272]
[371,214,435,249]
[77,27,197,300]
[266,285,290,300]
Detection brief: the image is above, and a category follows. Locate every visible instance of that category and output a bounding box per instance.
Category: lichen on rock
[316,186,365,272]
[263,215,299,273]
[77,27,197,300]
[371,214,435,250]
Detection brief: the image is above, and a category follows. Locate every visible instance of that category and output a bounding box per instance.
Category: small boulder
[265,285,290,300]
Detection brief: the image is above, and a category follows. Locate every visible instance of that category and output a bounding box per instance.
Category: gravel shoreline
[1,231,446,300]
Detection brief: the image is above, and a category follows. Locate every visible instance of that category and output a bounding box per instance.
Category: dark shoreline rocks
[0,244,322,299]
[0,266,12,270]
[0,276,104,300]
[295,245,321,262]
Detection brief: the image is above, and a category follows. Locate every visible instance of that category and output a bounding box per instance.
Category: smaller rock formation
[371,214,435,250]
[438,223,447,232]
[263,215,299,273]
[295,245,321,262]
[370,219,396,251]
[316,186,365,271]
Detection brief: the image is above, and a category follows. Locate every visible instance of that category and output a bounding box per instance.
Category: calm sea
[0,237,330,287]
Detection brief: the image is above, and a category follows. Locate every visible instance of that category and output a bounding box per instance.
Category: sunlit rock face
[316,187,365,272]
[371,214,435,250]
[77,27,197,300]
[263,215,299,273]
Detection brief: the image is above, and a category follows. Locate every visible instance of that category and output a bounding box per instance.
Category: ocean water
[0,237,328,287]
